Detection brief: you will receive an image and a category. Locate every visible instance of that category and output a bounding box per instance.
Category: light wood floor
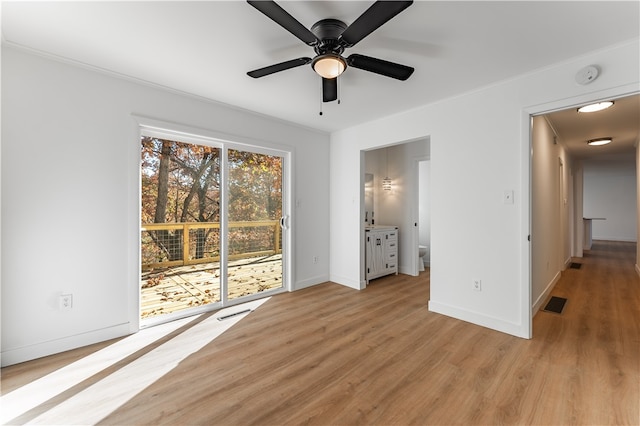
[2,240,638,425]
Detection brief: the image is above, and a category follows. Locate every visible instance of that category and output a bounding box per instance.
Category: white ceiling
[2,0,639,142]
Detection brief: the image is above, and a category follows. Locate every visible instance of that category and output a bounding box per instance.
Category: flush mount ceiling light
[577,101,614,113]
[587,137,612,146]
[311,54,346,79]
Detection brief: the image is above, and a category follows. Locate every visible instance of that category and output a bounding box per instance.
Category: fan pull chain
[319,78,323,115]
[337,77,341,105]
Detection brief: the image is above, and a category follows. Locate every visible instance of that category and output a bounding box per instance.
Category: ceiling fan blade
[347,54,414,81]
[339,1,413,48]
[247,57,312,78]
[247,1,319,46]
[322,77,337,102]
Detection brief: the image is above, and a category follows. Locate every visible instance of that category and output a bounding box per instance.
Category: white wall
[583,159,637,241]
[531,116,572,314]
[1,46,330,366]
[330,39,640,338]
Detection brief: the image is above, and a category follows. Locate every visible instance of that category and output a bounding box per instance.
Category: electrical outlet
[472,279,482,292]
[313,256,319,264]
[59,294,73,310]
[503,190,514,204]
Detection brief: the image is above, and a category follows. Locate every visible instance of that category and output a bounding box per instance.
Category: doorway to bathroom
[362,138,430,282]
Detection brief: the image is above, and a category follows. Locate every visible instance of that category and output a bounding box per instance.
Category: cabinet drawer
[385,251,396,262]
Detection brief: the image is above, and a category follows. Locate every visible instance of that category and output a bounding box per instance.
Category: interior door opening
[530,92,639,333]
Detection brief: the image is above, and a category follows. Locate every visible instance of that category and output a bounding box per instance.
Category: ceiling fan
[247,1,415,103]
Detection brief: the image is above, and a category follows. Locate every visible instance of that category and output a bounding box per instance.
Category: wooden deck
[141,254,282,319]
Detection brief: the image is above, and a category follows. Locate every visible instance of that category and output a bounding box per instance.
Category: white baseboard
[428,300,529,339]
[1,323,132,367]
[329,273,364,290]
[399,266,416,276]
[593,237,637,243]
[532,271,562,318]
[294,274,329,291]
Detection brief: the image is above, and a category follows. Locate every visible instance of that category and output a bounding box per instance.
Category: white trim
[133,114,294,155]
[428,301,529,338]
[294,274,330,291]
[1,323,131,367]
[220,147,230,306]
[531,271,561,318]
[520,110,533,339]
[330,273,363,290]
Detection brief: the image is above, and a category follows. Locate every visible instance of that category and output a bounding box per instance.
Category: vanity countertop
[365,225,398,231]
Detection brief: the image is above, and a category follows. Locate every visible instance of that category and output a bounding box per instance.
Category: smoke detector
[575,65,599,85]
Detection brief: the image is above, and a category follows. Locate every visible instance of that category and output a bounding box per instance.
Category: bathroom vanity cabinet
[365,226,398,284]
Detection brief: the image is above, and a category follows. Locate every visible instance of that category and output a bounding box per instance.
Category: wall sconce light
[383,148,392,191]
[382,177,392,191]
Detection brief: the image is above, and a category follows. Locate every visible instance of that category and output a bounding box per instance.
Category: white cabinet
[365,226,398,284]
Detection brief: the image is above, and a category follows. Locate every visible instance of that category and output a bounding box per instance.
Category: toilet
[418,245,428,272]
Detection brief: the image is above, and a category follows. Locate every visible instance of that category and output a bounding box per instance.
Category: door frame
[522,84,639,338]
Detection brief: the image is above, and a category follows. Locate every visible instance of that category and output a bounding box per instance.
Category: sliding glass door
[140,131,287,324]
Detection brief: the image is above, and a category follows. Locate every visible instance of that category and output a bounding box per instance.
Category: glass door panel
[226,149,283,300]
[140,136,221,321]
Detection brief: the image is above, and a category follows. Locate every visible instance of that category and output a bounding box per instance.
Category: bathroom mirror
[364,173,374,226]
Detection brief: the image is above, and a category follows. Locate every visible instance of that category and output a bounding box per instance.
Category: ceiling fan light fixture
[587,137,612,146]
[312,54,346,79]
[577,101,614,113]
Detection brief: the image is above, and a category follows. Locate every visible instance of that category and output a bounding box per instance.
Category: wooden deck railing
[141,220,281,271]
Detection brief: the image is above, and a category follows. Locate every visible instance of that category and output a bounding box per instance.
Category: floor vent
[217,309,251,321]
[570,262,582,269]
[543,296,567,314]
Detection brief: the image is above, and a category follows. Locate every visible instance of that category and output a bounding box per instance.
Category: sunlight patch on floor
[1,298,269,425]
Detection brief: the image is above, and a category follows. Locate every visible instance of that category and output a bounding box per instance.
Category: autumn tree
[141,137,282,263]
